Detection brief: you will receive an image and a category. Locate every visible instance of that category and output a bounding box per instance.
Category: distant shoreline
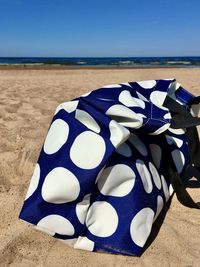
[0,64,200,70]
[0,56,200,69]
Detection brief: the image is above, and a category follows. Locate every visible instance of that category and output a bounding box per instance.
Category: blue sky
[0,0,200,57]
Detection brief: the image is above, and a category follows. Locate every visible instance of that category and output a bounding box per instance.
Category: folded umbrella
[19,78,200,256]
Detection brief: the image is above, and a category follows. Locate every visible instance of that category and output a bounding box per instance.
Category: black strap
[163,95,200,168]
[187,96,200,105]
[164,136,200,209]
[163,95,200,209]
[163,96,200,129]
[186,126,200,167]
[167,164,200,209]
[163,96,200,166]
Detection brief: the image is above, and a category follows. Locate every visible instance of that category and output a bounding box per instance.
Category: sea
[0,56,200,68]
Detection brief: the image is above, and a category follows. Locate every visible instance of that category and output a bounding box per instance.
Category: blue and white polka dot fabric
[19,79,197,256]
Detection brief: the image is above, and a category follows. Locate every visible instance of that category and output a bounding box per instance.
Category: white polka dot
[74,236,94,251]
[54,100,79,115]
[86,201,118,237]
[25,163,40,200]
[109,120,130,148]
[103,84,122,88]
[136,91,148,101]
[95,165,106,184]
[154,195,164,222]
[149,144,162,168]
[129,133,148,156]
[37,215,75,236]
[76,194,91,224]
[137,113,147,118]
[106,104,143,129]
[169,184,174,196]
[42,167,80,204]
[167,80,181,93]
[161,175,170,201]
[168,127,185,135]
[75,109,100,133]
[81,91,91,97]
[70,131,106,169]
[136,160,153,193]
[149,123,170,135]
[119,90,145,109]
[164,78,175,81]
[130,208,154,247]
[137,80,157,89]
[166,135,183,148]
[171,149,185,173]
[150,91,169,110]
[121,82,132,87]
[149,162,161,190]
[35,224,55,236]
[43,119,69,154]
[163,112,171,119]
[116,143,132,157]
[97,164,135,197]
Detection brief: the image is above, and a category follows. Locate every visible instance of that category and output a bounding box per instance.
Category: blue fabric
[19,78,195,256]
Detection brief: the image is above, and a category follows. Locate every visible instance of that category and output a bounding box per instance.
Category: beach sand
[0,68,200,267]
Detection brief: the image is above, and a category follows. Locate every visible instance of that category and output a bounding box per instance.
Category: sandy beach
[0,67,200,267]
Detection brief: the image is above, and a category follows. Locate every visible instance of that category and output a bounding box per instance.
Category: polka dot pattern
[136,160,153,193]
[116,143,132,157]
[19,79,192,257]
[164,112,171,120]
[109,120,130,148]
[136,91,148,102]
[97,164,135,197]
[149,144,162,168]
[121,82,132,87]
[25,163,40,200]
[129,133,148,156]
[171,149,185,173]
[42,167,80,204]
[55,100,79,115]
[154,196,164,221]
[76,194,90,224]
[169,184,174,196]
[43,119,69,154]
[149,123,170,135]
[119,90,145,109]
[37,215,75,236]
[166,135,183,148]
[161,175,170,201]
[130,208,154,247]
[149,162,161,190]
[86,201,119,237]
[70,131,106,169]
[75,109,100,133]
[81,91,91,97]
[106,104,143,129]
[137,80,157,89]
[168,127,185,135]
[103,83,122,88]
[150,91,168,110]
[74,236,94,251]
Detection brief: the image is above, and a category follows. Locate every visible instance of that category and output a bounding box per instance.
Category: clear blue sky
[0,0,200,57]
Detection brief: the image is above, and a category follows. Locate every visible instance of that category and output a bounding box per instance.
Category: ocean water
[0,57,200,67]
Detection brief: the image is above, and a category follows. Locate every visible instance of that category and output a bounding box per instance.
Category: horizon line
[0,55,200,58]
